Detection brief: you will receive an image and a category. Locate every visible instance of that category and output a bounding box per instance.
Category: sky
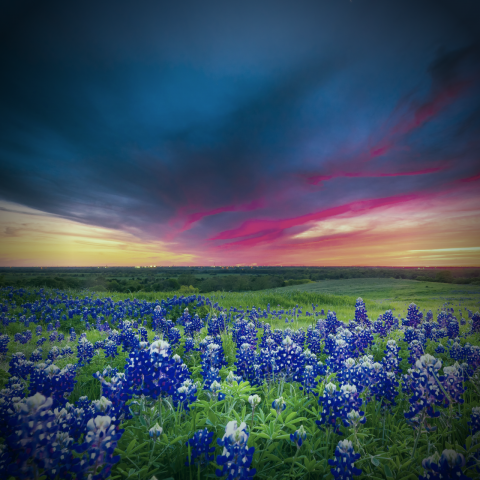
[0,0,480,267]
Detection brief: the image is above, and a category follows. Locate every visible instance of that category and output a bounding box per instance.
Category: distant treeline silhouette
[1,266,479,293]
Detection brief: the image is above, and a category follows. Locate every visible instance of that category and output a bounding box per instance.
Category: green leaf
[170,436,184,444]
[466,435,472,450]
[384,464,394,478]
[208,410,217,425]
[125,439,136,454]
[285,411,298,423]
[131,441,149,454]
[371,457,381,467]
[265,454,283,463]
[468,442,480,453]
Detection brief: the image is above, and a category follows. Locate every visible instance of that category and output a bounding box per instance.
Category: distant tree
[435,270,454,283]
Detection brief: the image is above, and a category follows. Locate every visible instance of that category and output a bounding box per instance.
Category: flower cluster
[354,298,371,327]
[419,450,470,480]
[403,354,444,428]
[73,414,124,479]
[77,337,95,367]
[186,428,215,466]
[316,383,364,434]
[328,439,362,480]
[290,425,307,448]
[406,303,423,328]
[216,421,256,480]
[470,407,480,435]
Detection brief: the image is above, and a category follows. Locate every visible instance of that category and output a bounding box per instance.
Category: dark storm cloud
[0,0,480,248]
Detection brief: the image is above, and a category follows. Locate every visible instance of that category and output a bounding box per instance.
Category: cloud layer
[0,0,479,265]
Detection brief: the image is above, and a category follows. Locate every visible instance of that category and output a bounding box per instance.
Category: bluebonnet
[373,316,388,338]
[328,439,362,480]
[201,339,226,389]
[124,341,153,393]
[382,340,401,376]
[272,396,286,415]
[369,363,399,407]
[30,363,77,407]
[419,450,471,480]
[328,337,351,372]
[403,354,445,429]
[469,407,480,435]
[306,326,322,354]
[406,303,423,328]
[202,365,222,392]
[149,422,163,440]
[471,312,480,333]
[0,334,10,358]
[0,380,26,439]
[104,340,118,358]
[226,370,242,384]
[48,346,62,361]
[62,345,73,357]
[9,352,33,379]
[447,318,460,339]
[299,364,318,396]
[216,421,256,479]
[235,343,256,383]
[290,425,307,448]
[174,379,198,411]
[77,337,95,367]
[382,310,397,332]
[30,348,43,362]
[274,336,304,382]
[184,336,195,354]
[167,327,181,348]
[37,336,47,347]
[139,339,193,400]
[354,298,371,328]
[6,393,74,480]
[186,428,215,466]
[316,383,364,435]
[69,328,76,342]
[450,342,464,362]
[324,311,343,336]
[442,363,465,406]
[72,414,124,480]
[93,369,132,422]
[352,326,374,355]
[119,321,140,352]
[408,340,425,366]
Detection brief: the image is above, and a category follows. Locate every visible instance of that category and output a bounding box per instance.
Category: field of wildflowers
[0,285,480,479]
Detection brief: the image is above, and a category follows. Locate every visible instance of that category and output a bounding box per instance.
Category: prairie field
[1,279,480,479]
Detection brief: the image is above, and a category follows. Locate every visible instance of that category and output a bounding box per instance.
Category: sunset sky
[1,0,480,267]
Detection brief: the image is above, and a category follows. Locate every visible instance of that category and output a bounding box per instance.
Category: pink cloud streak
[306,166,446,185]
[210,193,420,245]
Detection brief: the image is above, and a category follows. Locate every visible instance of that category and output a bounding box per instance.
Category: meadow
[1,278,480,479]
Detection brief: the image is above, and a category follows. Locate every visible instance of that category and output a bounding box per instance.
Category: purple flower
[328,439,362,479]
[419,450,470,480]
[186,428,215,466]
[216,421,256,480]
[290,425,307,448]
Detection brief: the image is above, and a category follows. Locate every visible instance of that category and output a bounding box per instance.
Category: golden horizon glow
[1,198,479,267]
